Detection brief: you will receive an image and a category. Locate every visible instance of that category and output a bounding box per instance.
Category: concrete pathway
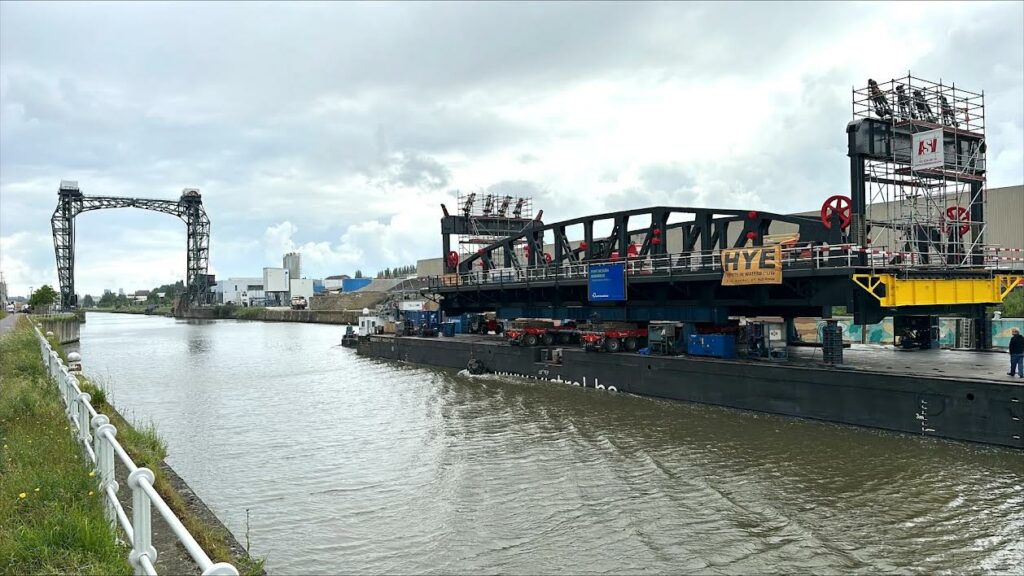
[0,312,20,337]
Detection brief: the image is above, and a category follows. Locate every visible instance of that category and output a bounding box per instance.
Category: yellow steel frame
[852,274,1022,307]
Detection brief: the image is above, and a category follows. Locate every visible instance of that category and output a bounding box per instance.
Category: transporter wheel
[605,338,621,353]
[541,333,554,346]
[624,337,638,351]
[523,334,539,347]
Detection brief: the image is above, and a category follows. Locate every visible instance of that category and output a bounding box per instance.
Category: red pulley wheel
[820,195,852,230]
[945,205,970,236]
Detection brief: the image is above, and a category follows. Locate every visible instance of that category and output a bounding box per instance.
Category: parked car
[290,296,307,310]
[4,303,14,314]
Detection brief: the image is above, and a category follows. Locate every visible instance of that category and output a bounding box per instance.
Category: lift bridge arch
[51,180,211,311]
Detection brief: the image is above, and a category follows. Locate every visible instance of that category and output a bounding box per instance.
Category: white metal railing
[33,326,238,576]
[435,243,1024,288]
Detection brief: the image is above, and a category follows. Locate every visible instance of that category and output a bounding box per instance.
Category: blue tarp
[342,278,373,292]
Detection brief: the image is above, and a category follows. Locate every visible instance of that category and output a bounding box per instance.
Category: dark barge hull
[357,335,1024,449]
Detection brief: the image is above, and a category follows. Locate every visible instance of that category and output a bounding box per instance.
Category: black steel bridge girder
[445,205,845,274]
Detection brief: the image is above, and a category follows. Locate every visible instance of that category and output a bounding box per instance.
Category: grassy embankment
[218,305,266,320]
[90,304,266,320]
[90,305,172,316]
[0,317,131,575]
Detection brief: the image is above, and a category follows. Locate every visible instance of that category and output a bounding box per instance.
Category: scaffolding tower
[851,73,987,268]
[450,191,534,272]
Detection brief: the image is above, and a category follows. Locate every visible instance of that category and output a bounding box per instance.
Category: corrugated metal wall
[986,185,1023,251]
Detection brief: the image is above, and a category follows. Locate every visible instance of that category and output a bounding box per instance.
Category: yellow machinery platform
[852,273,1022,307]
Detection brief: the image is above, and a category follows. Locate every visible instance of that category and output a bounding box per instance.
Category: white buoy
[46,331,54,337]
[608,386,618,393]
[68,352,81,362]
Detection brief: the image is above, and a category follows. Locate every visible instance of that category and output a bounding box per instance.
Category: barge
[358,334,1024,448]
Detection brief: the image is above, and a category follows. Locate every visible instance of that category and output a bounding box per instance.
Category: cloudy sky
[1,1,1022,297]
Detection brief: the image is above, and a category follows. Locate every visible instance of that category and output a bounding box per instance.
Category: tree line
[81,281,186,309]
[374,265,416,279]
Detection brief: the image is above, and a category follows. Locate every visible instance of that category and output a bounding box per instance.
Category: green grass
[0,317,132,575]
[999,287,1023,318]
[230,307,266,321]
[90,306,172,316]
[34,313,78,321]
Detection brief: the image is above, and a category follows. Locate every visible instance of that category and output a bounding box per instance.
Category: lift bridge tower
[51,181,211,312]
[847,73,989,268]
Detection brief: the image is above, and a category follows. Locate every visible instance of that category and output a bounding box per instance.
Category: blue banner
[588,262,626,302]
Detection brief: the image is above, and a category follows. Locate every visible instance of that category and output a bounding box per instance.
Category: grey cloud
[639,163,697,194]
[382,152,451,190]
[1,2,1021,295]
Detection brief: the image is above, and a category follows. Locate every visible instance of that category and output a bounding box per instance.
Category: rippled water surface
[78,314,1023,574]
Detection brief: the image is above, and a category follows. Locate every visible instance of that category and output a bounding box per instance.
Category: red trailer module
[580,322,649,353]
[505,319,556,346]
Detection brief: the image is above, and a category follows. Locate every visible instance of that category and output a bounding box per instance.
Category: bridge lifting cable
[50,181,211,312]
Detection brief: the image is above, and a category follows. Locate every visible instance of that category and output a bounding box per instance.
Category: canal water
[79,313,1023,574]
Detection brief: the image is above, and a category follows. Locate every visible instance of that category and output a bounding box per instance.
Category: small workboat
[341,325,359,348]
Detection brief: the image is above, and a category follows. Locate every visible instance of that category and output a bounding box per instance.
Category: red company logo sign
[911,128,944,170]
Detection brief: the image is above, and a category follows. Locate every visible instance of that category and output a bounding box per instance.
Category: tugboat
[344,309,384,348]
[340,325,359,348]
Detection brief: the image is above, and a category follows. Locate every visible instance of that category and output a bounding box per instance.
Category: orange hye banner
[720,245,783,286]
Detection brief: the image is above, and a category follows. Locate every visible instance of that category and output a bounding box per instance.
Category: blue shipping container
[687,334,737,359]
[403,311,439,327]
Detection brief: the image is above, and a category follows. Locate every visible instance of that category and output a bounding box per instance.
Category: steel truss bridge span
[448,205,847,275]
[51,181,210,311]
[432,204,1021,326]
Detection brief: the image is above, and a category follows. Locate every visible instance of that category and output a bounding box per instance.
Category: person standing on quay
[1009,328,1024,378]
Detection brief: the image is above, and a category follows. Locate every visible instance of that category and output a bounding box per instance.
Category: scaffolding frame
[455,191,534,270]
[852,73,988,269]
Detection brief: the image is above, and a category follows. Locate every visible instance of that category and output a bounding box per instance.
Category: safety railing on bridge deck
[430,244,1024,289]
[431,244,861,289]
[32,325,238,576]
[856,246,1024,270]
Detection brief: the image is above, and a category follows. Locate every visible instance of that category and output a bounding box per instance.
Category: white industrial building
[216,277,265,306]
[289,278,315,300]
[263,267,290,306]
